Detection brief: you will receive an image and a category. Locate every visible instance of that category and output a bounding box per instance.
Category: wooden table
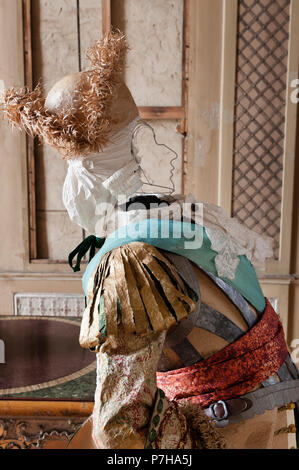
[0,316,96,449]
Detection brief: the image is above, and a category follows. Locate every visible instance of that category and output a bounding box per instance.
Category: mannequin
[2,31,299,450]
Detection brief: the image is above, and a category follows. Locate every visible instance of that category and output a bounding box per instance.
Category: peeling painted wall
[112,0,183,106]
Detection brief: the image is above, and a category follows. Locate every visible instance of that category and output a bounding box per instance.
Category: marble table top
[0,316,96,401]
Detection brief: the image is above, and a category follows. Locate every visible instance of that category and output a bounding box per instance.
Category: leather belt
[204,379,299,426]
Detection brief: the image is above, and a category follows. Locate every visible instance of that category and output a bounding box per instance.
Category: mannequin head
[45,72,138,140]
[1,31,138,158]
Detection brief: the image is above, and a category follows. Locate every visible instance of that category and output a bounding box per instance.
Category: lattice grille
[232,0,290,259]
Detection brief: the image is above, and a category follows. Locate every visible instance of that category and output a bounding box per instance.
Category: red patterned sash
[157,299,288,407]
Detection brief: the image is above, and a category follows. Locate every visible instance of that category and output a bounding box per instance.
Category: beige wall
[186,0,223,204]
[0,0,27,275]
[112,0,183,107]
[288,112,299,344]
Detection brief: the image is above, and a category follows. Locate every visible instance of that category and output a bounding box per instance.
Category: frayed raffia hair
[1,30,127,158]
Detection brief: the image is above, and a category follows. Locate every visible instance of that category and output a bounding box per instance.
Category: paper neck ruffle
[62,118,143,235]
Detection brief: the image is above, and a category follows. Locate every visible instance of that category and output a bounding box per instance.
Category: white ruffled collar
[62,118,143,235]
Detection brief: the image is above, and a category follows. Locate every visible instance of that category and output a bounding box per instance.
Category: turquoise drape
[82,219,266,312]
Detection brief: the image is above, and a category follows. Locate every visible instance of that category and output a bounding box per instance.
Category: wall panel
[31,0,103,259]
[111,0,183,107]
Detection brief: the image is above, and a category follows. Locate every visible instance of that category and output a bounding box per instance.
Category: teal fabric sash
[82,218,266,313]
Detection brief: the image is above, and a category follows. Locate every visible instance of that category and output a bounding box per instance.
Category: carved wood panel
[0,417,84,449]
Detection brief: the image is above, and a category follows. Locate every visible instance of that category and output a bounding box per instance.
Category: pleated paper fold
[79,242,197,349]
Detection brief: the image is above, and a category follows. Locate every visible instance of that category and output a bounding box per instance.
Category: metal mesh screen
[232,0,290,259]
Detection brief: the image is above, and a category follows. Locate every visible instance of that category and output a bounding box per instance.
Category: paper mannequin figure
[2,31,299,450]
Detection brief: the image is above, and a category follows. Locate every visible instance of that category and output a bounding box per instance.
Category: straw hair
[1,31,127,158]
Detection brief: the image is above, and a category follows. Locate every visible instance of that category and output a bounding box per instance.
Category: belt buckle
[208,400,229,428]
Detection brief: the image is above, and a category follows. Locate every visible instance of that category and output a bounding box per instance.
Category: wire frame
[232,0,290,259]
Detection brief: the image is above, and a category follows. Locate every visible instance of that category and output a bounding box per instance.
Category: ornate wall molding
[13,293,85,317]
[0,417,83,449]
